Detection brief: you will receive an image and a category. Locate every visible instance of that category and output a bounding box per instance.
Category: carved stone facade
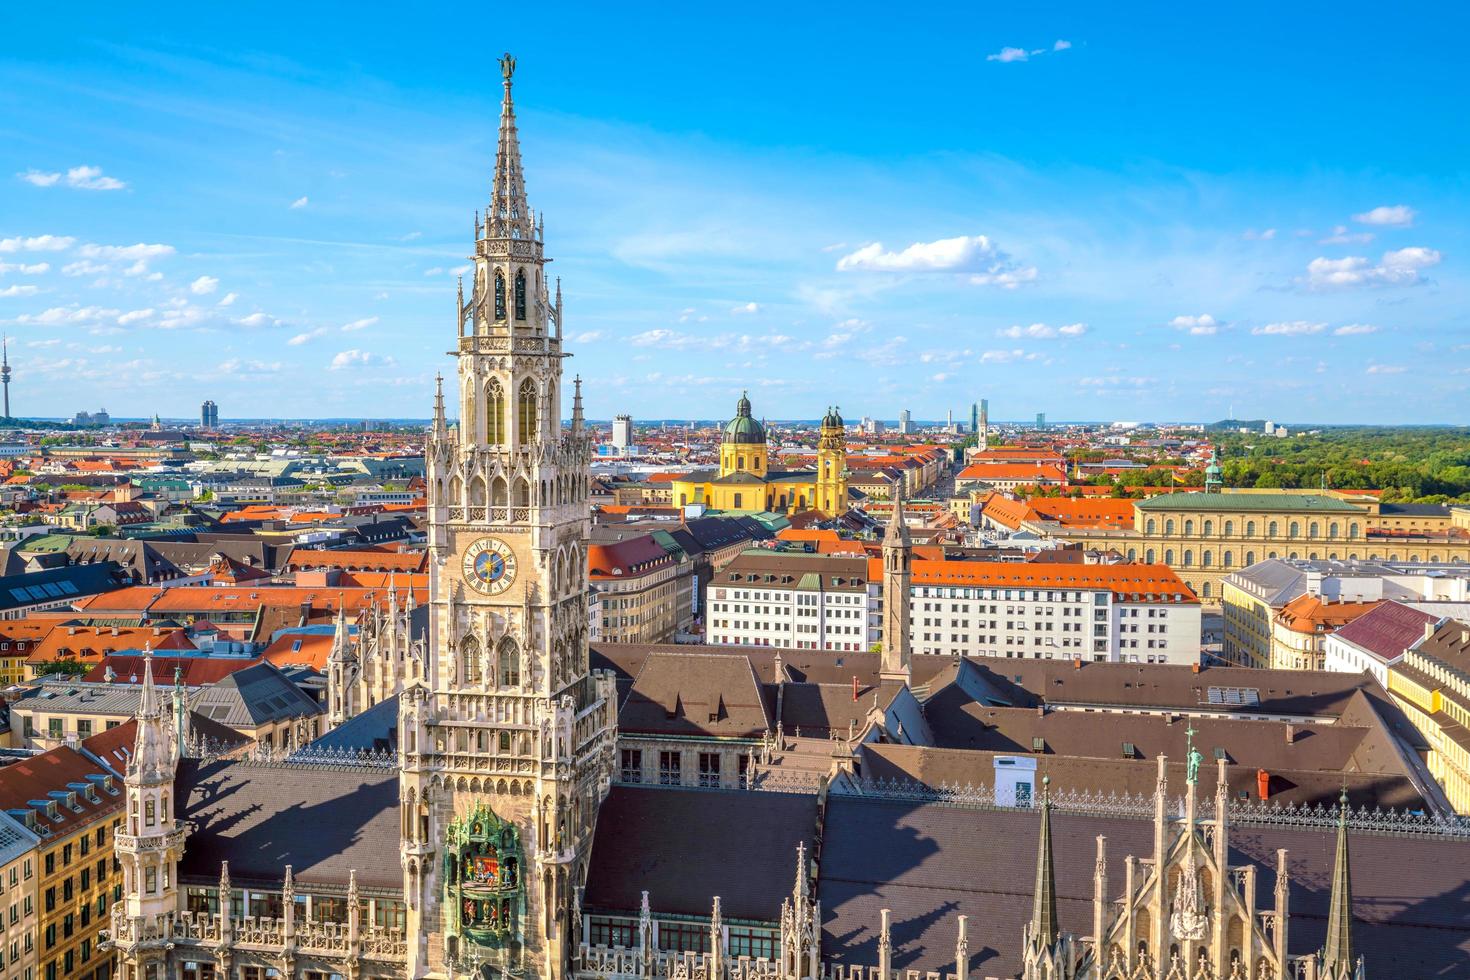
[403,51,617,980]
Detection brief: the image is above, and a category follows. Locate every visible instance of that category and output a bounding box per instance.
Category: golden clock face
[462,537,517,595]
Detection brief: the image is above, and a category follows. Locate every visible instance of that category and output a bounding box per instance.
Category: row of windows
[1144,517,1361,540]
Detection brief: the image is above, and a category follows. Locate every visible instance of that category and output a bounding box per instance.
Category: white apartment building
[706,552,1201,665]
[900,560,1201,665]
[707,553,873,651]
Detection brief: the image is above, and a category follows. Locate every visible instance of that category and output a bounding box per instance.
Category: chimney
[1073,657,1082,670]
[1426,622,1437,642]
[1285,724,1296,745]
[1191,663,1201,674]
[1256,768,1270,800]
[1036,704,1045,718]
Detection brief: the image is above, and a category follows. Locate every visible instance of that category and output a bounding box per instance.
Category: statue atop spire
[486,51,533,242]
[499,52,516,83]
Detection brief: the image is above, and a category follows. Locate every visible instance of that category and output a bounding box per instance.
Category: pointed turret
[572,375,585,437]
[330,603,351,665]
[131,644,172,777]
[487,53,533,241]
[880,481,913,684]
[1318,790,1361,978]
[1029,776,1059,950]
[432,373,448,437]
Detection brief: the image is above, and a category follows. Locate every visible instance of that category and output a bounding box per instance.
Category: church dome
[822,406,844,429]
[723,391,766,445]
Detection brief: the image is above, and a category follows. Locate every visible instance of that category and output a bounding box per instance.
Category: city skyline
[2,4,1467,422]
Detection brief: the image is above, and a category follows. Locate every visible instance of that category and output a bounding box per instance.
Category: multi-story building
[1323,600,1439,687]
[0,744,124,980]
[610,414,633,452]
[0,811,40,980]
[1387,618,1470,813]
[587,535,694,644]
[1222,557,1470,667]
[1046,489,1470,606]
[705,548,1200,664]
[899,558,1201,665]
[1268,595,1380,670]
[707,553,871,650]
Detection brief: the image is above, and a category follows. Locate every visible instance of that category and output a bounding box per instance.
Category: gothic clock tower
[401,54,618,980]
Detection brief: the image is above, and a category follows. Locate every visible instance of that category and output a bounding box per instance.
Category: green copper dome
[723,391,767,445]
[822,405,844,428]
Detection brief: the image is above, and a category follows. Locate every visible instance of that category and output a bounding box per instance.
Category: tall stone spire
[432,373,447,437]
[571,375,585,436]
[487,52,533,241]
[880,480,912,684]
[132,643,172,774]
[1318,790,1361,978]
[1029,777,1059,950]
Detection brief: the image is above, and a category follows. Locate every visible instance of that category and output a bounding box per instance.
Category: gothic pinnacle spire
[1321,789,1357,974]
[1028,775,1060,951]
[572,375,585,435]
[433,373,447,434]
[489,52,531,240]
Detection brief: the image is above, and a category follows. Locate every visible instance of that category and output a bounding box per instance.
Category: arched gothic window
[494,271,507,320]
[461,635,481,685]
[486,379,506,445]
[514,270,527,320]
[518,379,538,443]
[498,637,520,688]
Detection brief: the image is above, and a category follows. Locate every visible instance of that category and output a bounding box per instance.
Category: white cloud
[217,292,238,307]
[0,285,39,298]
[1366,364,1406,375]
[116,309,155,325]
[1079,375,1157,389]
[61,260,107,277]
[14,305,119,325]
[1319,225,1374,245]
[731,302,761,315]
[0,262,49,275]
[290,196,309,209]
[978,349,1034,364]
[569,330,603,343]
[998,322,1086,339]
[931,372,952,383]
[1333,323,1379,336]
[0,235,75,253]
[340,316,378,332]
[235,312,282,328]
[1252,321,1326,336]
[1353,204,1416,227]
[1302,247,1441,289]
[1167,314,1220,336]
[16,166,125,190]
[422,267,444,277]
[76,242,174,278]
[218,358,284,376]
[189,275,219,295]
[988,39,1071,62]
[330,349,395,370]
[288,328,328,346]
[837,235,1036,287]
[987,46,1030,63]
[1242,228,1277,241]
[63,166,126,191]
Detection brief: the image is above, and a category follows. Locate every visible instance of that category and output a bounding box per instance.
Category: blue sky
[2,3,1467,423]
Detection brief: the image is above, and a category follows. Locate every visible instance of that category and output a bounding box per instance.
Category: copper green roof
[722,390,766,445]
[1135,492,1363,513]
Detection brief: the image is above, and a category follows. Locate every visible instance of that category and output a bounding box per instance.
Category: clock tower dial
[461,536,517,595]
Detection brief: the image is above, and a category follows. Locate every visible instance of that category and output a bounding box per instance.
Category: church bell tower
[403,54,618,980]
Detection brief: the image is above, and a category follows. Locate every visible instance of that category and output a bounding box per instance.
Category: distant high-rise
[1036,412,1046,431]
[898,409,912,435]
[611,413,634,450]
[200,400,219,428]
[969,401,978,436]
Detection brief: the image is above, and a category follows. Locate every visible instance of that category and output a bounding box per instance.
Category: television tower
[2,335,12,419]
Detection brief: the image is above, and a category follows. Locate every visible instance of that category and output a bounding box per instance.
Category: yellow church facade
[670,393,849,516]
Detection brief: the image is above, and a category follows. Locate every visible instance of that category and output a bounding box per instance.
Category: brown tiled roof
[0,746,123,836]
[620,652,770,738]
